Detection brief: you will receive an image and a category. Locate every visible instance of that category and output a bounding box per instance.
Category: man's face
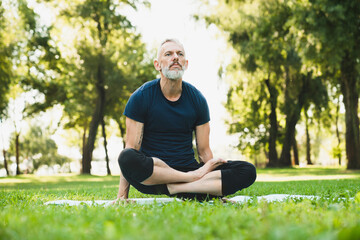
[154,41,188,80]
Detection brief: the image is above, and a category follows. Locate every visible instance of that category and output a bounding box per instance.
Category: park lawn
[1,167,360,240]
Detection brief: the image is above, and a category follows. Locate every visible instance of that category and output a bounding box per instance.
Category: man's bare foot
[187,158,227,181]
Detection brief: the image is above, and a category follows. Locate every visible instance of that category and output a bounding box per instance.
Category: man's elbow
[125,143,141,151]
[198,149,213,163]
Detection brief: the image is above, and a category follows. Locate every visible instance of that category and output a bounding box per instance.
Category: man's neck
[160,77,182,101]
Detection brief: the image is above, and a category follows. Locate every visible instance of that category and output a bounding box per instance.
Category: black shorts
[118,148,256,200]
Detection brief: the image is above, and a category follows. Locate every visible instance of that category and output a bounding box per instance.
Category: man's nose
[172,53,179,60]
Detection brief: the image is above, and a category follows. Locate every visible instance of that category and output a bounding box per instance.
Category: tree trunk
[3,149,9,176]
[254,153,258,168]
[81,123,87,173]
[279,116,296,166]
[101,117,111,175]
[293,135,299,165]
[15,133,21,175]
[82,10,111,174]
[304,110,312,165]
[279,66,292,166]
[340,52,360,169]
[335,95,342,166]
[265,77,279,167]
[82,54,106,174]
[279,74,309,166]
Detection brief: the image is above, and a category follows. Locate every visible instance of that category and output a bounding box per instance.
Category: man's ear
[154,59,161,71]
[184,60,188,70]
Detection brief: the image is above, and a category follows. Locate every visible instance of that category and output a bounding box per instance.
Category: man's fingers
[215,158,227,164]
[112,198,136,205]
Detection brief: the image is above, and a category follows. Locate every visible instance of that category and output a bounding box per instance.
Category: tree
[8,124,70,173]
[59,0,154,174]
[12,0,155,174]
[0,2,13,118]
[204,0,286,166]
[292,0,360,169]
[0,2,13,176]
[2,0,64,175]
[204,0,307,166]
[332,93,343,166]
[203,0,330,167]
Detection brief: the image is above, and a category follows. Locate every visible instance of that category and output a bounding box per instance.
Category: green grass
[1,168,360,240]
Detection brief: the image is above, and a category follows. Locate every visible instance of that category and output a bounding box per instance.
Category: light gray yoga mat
[45,198,180,206]
[45,194,349,206]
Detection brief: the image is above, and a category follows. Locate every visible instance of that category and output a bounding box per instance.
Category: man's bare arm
[116,169,130,199]
[124,117,144,150]
[115,117,144,202]
[195,122,213,163]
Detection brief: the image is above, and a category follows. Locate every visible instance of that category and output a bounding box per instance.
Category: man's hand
[202,157,227,171]
[113,171,131,205]
[189,157,227,181]
[111,196,134,205]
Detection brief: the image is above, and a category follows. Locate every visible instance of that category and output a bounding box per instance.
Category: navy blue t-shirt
[124,78,210,167]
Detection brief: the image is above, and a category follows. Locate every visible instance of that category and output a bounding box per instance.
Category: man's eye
[178,53,184,56]
[165,53,171,56]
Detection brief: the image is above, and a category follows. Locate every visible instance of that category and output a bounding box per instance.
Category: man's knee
[118,148,154,183]
[118,148,141,171]
[244,162,257,187]
[221,161,257,196]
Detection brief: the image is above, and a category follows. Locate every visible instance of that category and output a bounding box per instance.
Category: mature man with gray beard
[114,38,256,202]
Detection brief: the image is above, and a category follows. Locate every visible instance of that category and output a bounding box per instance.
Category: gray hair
[157,38,185,59]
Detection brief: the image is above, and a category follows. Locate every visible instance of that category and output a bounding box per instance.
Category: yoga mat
[44,194,352,206]
[45,198,180,206]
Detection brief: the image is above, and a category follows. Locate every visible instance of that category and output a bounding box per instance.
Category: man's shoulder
[137,78,160,93]
[182,80,196,90]
[183,80,205,98]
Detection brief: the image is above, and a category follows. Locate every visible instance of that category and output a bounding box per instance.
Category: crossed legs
[142,157,224,196]
[166,170,222,195]
[118,148,256,198]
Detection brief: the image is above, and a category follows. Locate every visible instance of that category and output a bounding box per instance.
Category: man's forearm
[117,173,130,198]
[198,147,213,163]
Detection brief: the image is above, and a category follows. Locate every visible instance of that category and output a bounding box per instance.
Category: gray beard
[162,65,185,80]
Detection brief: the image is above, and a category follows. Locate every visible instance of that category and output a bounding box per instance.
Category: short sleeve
[195,93,210,126]
[123,88,147,123]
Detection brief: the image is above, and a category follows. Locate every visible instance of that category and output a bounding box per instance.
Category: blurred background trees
[0,0,156,175]
[202,0,359,169]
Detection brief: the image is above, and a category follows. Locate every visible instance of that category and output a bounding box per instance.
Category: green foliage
[54,0,156,141]
[291,0,360,169]
[225,71,269,153]
[291,0,360,71]
[1,0,156,174]
[202,0,347,167]
[53,0,155,123]
[204,1,299,157]
[332,145,342,161]
[8,124,71,172]
[1,169,360,239]
[52,0,157,173]
[0,2,13,118]
[3,0,65,118]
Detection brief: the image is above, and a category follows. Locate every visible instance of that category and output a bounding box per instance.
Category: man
[115,39,256,201]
